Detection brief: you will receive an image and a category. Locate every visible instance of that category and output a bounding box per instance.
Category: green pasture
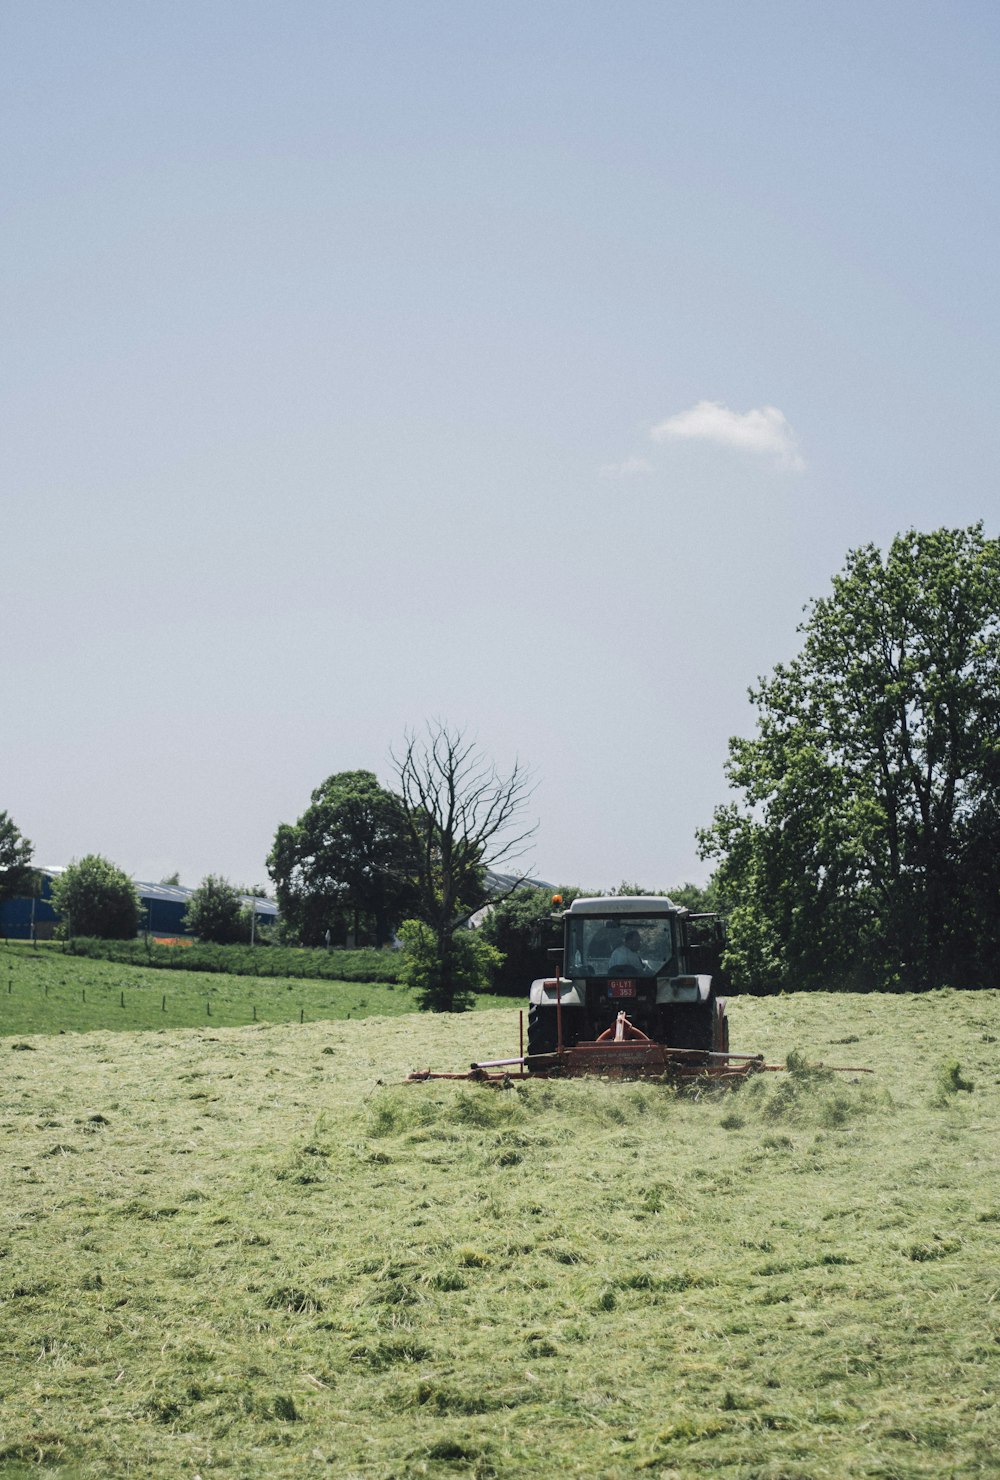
[1,990,998,1478]
[0,944,517,1036]
[60,938,406,985]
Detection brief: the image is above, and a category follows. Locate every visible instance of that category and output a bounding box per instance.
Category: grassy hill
[1,981,998,1478]
[0,943,517,1036]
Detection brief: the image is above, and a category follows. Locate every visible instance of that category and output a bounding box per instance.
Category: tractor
[526,895,730,1070]
[406,894,868,1084]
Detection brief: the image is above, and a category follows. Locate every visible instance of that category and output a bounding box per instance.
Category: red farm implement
[407,1006,778,1084]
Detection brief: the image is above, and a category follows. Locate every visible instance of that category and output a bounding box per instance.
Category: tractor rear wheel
[526,1006,582,1058]
[527,1005,558,1057]
[669,1003,713,1051]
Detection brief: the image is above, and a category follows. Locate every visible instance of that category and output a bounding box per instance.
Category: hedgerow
[60,936,404,982]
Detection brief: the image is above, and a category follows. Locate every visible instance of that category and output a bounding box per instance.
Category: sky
[3,1,1000,895]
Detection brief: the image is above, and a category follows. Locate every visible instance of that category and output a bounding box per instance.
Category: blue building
[0,869,278,940]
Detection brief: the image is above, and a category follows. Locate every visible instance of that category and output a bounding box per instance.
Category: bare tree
[392,723,537,1009]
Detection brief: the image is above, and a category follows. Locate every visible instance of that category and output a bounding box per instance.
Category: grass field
[1,978,998,1478]
[60,939,406,985]
[0,944,517,1036]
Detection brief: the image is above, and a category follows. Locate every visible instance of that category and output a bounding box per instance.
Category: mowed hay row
[1,993,998,1479]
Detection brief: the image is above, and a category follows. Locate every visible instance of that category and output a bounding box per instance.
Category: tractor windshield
[565,915,676,978]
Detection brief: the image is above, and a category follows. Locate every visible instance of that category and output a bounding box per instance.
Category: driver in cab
[608,929,647,973]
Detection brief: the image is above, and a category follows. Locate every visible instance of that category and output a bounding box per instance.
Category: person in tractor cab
[608,929,647,973]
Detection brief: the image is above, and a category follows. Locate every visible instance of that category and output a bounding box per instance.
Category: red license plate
[609,979,637,998]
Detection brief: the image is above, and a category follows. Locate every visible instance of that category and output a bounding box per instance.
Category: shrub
[184,875,249,944]
[51,855,140,939]
[398,919,502,1012]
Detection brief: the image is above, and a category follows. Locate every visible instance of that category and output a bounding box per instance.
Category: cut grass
[0,989,998,1477]
[0,942,519,1036]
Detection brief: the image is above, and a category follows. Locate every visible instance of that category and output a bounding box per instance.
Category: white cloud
[651,400,804,471]
[598,455,654,479]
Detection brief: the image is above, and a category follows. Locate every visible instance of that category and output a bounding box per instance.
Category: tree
[184,875,248,944]
[51,855,141,939]
[397,919,503,1012]
[479,884,582,993]
[267,771,419,946]
[667,880,720,913]
[0,811,34,907]
[235,883,272,901]
[699,525,1000,992]
[393,724,536,1010]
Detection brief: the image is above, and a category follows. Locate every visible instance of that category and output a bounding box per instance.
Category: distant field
[0,943,520,1036]
[1,989,997,1478]
[61,937,407,983]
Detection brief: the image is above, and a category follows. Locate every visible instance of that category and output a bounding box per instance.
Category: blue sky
[3,2,999,892]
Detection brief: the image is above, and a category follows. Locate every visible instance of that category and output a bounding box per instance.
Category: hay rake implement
[407,1008,782,1084]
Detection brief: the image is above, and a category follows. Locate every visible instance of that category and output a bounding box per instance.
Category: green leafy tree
[267,771,419,947]
[397,918,503,1012]
[667,880,720,913]
[393,724,536,1011]
[699,525,1000,992]
[0,810,34,907]
[184,875,248,944]
[479,885,583,993]
[51,855,141,940]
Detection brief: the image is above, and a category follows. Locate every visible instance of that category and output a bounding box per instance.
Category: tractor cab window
[566,915,675,978]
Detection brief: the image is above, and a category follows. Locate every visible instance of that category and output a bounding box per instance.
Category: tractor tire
[526,1006,581,1059]
[527,1005,559,1058]
[669,1003,714,1052]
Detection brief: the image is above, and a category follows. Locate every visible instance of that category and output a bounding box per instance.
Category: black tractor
[527,895,729,1061]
